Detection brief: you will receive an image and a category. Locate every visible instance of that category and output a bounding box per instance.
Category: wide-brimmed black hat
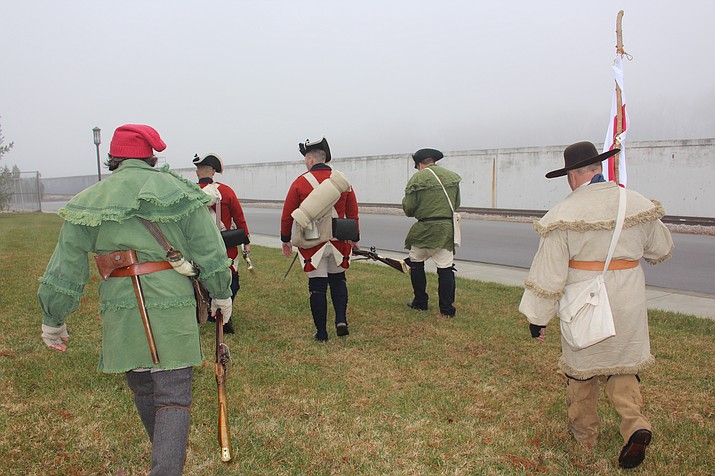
[412,148,444,170]
[545,141,620,178]
[193,153,224,173]
[299,137,331,162]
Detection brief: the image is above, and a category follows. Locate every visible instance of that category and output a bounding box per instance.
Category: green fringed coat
[402,164,462,252]
[519,181,674,379]
[38,160,233,373]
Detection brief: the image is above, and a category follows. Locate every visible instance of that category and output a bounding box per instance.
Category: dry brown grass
[0,212,713,475]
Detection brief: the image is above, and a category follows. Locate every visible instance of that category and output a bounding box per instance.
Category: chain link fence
[3,171,43,212]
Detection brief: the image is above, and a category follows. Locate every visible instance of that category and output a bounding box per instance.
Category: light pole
[92,127,102,182]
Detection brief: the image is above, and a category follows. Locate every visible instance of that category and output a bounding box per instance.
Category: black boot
[309,277,329,341]
[231,271,240,297]
[437,266,456,317]
[408,260,428,310]
[222,320,235,334]
[329,272,349,336]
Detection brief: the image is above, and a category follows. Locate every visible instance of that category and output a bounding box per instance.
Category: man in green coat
[38,124,233,475]
[402,148,462,317]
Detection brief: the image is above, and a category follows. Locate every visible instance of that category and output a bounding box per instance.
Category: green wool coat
[38,160,232,373]
[402,164,462,252]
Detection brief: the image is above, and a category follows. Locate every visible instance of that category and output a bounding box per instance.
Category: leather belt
[569,259,639,271]
[418,217,452,222]
[109,261,173,277]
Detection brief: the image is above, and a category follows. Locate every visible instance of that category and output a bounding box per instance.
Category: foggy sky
[1,0,713,178]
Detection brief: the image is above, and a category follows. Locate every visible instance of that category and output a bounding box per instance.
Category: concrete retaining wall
[44,139,715,218]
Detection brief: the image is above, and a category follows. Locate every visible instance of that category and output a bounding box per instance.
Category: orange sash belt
[568,259,639,271]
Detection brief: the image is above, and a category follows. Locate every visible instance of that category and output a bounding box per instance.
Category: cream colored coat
[519,181,674,379]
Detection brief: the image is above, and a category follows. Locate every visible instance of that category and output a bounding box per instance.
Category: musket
[241,245,256,274]
[214,309,232,462]
[352,247,409,274]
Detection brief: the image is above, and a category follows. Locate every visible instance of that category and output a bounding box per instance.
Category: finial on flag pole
[616,10,625,55]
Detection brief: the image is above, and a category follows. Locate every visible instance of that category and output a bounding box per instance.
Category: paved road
[243,206,715,296]
[41,202,713,295]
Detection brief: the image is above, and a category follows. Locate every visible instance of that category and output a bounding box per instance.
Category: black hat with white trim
[299,137,331,162]
[193,153,224,173]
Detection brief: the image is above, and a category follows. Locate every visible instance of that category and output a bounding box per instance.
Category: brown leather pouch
[191,276,211,325]
[95,250,138,280]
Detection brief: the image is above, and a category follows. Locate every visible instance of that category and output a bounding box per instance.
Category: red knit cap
[109,124,167,158]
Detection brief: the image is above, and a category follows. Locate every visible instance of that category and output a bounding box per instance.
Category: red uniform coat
[281,163,359,271]
[199,179,249,272]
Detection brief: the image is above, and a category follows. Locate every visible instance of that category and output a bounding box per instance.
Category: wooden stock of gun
[214,309,232,462]
[352,247,409,274]
[241,245,256,274]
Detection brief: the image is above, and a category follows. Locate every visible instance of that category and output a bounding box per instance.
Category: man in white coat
[519,141,674,470]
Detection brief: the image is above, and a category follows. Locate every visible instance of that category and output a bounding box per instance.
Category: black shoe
[440,312,456,318]
[618,429,652,469]
[407,301,428,311]
[336,322,349,336]
[313,332,328,342]
[222,320,235,335]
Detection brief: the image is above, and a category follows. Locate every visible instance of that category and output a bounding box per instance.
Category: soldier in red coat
[280,137,360,341]
[194,153,251,333]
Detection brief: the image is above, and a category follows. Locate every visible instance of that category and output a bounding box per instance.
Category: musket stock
[242,247,256,274]
[215,309,232,462]
[352,247,408,274]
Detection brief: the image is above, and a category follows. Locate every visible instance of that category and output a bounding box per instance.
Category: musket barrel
[215,309,233,462]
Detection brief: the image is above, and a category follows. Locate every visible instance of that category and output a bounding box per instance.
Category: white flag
[602,55,629,186]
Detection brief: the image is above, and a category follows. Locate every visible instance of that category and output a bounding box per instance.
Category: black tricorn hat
[192,153,224,173]
[412,148,444,169]
[299,137,331,162]
[545,141,619,178]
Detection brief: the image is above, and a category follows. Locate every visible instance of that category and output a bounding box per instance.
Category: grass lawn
[0,212,713,475]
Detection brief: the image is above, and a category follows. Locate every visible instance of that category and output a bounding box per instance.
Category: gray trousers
[126,368,193,476]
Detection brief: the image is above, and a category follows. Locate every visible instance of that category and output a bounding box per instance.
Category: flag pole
[613,10,625,184]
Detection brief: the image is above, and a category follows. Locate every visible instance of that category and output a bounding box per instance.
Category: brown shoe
[618,429,652,469]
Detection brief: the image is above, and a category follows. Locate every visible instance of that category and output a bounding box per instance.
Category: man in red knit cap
[39,124,233,475]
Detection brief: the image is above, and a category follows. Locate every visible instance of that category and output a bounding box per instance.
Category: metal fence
[5,171,42,212]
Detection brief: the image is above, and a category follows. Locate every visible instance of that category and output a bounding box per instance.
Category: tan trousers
[605,374,651,442]
[567,374,650,446]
